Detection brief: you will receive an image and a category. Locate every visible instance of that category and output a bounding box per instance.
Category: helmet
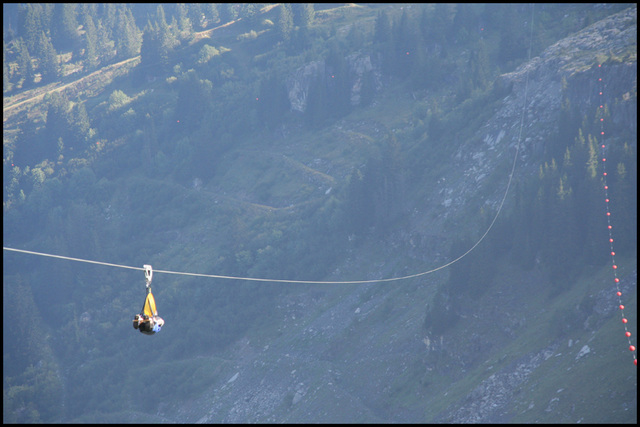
[153,317,165,333]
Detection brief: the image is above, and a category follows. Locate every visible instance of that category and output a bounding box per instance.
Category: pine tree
[176,3,193,37]
[13,117,46,166]
[374,10,392,44]
[204,4,220,28]
[469,38,489,91]
[293,4,314,29]
[188,3,204,31]
[278,3,294,42]
[220,4,239,23]
[586,135,599,179]
[241,4,260,26]
[82,14,99,70]
[175,70,212,128]
[393,10,418,78]
[52,3,79,51]
[71,102,91,146]
[346,23,365,50]
[610,145,637,253]
[140,14,175,75]
[157,5,178,54]
[140,21,161,71]
[291,25,311,53]
[37,31,59,82]
[115,6,141,60]
[101,3,118,40]
[17,3,42,56]
[45,92,72,153]
[3,41,10,93]
[429,3,456,45]
[497,4,525,65]
[95,19,114,64]
[16,38,35,88]
[452,4,481,44]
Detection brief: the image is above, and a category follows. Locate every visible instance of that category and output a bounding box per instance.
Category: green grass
[427,255,637,423]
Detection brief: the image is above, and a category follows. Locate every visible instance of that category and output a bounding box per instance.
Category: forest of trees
[3,3,636,422]
[3,4,322,93]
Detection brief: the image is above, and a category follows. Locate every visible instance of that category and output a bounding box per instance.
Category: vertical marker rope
[596,62,637,366]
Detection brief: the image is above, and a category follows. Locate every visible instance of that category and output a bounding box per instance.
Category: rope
[596,63,637,365]
[3,7,536,286]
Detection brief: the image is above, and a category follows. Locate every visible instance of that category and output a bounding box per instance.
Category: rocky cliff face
[439,6,636,216]
[286,52,383,112]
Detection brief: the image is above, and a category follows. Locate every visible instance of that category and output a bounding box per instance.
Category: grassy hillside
[3,3,636,423]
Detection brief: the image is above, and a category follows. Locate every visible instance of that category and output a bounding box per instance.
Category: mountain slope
[166,6,637,423]
[3,4,636,424]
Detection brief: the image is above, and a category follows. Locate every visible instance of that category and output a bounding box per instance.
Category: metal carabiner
[144,264,153,287]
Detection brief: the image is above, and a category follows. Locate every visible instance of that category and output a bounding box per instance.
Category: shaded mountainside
[2,4,637,424]
[169,7,637,424]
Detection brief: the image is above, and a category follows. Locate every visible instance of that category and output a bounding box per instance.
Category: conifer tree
[3,41,10,92]
[44,92,72,152]
[469,38,489,90]
[220,4,238,23]
[115,6,141,59]
[51,3,79,51]
[13,116,46,166]
[140,21,161,70]
[82,14,99,70]
[242,3,260,26]
[157,5,178,53]
[95,19,114,64]
[374,10,391,44]
[188,3,204,31]
[140,16,175,74]
[497,4,525,65]
[176,3,193,37]
[16,38,35,87]
[101,3,118,40]
[17,3,42,56]
[71,102,91,146]
[204,4,220,28]
[175,70,211,128]
[393,9,418,78]
[293,4,314,29]
[37,31,60,82]
[278,3,294,42]
[429,3,456,45]
[610,145,637,253]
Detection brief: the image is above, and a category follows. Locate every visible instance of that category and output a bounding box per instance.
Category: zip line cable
[3,6,536,286]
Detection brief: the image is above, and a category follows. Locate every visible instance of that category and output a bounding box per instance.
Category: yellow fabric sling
[142,291,158,317]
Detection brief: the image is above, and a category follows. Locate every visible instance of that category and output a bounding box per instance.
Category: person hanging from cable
[133,265,164,335]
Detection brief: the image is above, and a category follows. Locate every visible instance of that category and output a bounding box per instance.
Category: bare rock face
[441,6,636,215]
[286,60,326,113]
[285,53,382,113]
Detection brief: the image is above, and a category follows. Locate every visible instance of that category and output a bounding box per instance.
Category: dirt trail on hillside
[3,56,140,117]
